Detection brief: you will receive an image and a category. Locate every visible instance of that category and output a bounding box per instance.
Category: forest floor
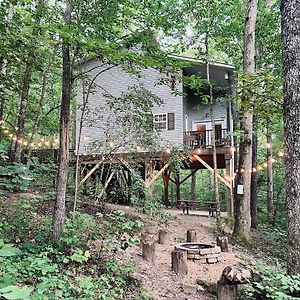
[108,204,257,300]
[1,191,284,300]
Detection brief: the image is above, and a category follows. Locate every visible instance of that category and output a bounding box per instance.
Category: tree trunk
[233,0,258,242]
[191,169,196,200]
[11,0,45,163]
[142,242,155,264]
[251,115,258,228]
[12,62,33,163]
[205,34,221,230]
[281,0,300,275]
[27,47,57,161]
[0,3,14,140]
[266,120,274,223]
[52,0,73,240]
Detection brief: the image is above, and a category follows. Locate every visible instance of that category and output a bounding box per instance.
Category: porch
[183,129,230,149]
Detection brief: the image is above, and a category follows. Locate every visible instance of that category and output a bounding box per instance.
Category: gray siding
[76,60,183,155]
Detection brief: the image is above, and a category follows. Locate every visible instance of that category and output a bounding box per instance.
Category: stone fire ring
[175,243,221,264]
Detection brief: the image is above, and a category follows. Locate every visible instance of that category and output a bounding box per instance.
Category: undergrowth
[0,195,150,300]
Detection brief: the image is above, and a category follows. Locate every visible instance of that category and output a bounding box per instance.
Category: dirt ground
[110,205,253,300]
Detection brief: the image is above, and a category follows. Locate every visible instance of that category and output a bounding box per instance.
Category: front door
[196,124,206,147]
[215,124,222,145]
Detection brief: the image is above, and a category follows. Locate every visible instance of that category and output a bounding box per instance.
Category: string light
[266,142,272,149]
[108,141,115,148]
[0,119,59,149]
[0,119,287,164]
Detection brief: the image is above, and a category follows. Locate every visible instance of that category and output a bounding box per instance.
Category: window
[154,114,167,130]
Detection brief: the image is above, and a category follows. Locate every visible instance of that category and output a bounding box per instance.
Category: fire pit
[175,242,221,264]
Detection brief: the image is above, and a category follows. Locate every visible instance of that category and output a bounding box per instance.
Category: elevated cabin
[76,55,235,214]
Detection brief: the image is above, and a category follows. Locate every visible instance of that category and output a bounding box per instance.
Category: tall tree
[266,119,274,223]
[250,115,258,228]
[11,0,46,163]
[233,0,258,241]
[52,0,72,240]
[281,0,300,275]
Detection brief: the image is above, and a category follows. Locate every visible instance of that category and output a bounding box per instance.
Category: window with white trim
[154,113,167,130]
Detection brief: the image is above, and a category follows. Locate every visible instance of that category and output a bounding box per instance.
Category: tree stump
[217,236,229,252]
[158,229,169,245]
[171,249,188,275]
[140,228,156,247]
[142,242,155,264]
[187,229,197,242]
[217,282,238,300]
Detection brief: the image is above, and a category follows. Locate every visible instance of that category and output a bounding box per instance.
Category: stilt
[191,169,196,200]
[175,172,180,206]
[225,154,234,219]
[127,170,132,203]
[145,160,155,195]
[162,168,170,208]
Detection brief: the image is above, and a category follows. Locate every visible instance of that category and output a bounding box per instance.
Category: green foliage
[0,163,33,191]
[0,193,146,299]
[0,240,21,258]
[242,264,300,299]
[0,285,33,300]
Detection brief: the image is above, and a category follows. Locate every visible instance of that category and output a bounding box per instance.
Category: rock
[197,285,205,292]
[182,283,197,294]
[196,278,207,286]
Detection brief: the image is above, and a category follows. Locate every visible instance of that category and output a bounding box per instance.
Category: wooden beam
[96,170,116,203]
[179,169,198,185]
[80,160,103,185]
[146,163,169,189]
[169,177,176,184]
[191,155,231,189]
[119,158,141,178]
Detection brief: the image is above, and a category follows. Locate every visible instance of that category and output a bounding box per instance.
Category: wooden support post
[162,168,170,208]
[158,229,169,245]
[191,155,231,189]
[175,172,180,206]
[145,160,155,195]
[171,250,188,275]
[187,229,197,242]
[217,236,229,252]
[191,169,196,200]
[127,170,132,203]
[225,154,234,219]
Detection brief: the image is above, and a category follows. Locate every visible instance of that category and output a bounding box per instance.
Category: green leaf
[0,244,22,257]
[0,285,33,300]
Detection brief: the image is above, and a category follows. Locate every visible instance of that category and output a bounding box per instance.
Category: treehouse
[76,55,236,216]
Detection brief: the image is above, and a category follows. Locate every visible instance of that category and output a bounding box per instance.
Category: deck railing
[183,129,229,149]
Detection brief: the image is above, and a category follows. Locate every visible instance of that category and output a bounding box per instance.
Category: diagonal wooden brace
[191,155,231,189]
